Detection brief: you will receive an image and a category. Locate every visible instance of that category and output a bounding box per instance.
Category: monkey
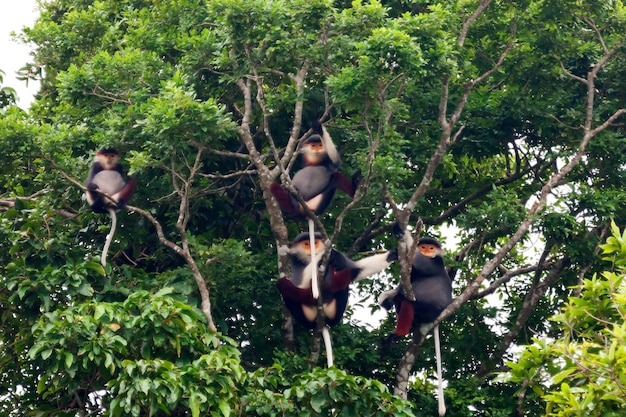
[276,232,398,329]
[380,236,452,342]
[85,148,136,213]
[270,120,361,218]
[84,147,137,267]
[379,234,452,416]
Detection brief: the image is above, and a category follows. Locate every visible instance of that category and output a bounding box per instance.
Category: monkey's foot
[378,288,399,309]
[384,333,402,348]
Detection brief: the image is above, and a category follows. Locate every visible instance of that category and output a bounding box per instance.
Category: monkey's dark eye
[419,244,436,254]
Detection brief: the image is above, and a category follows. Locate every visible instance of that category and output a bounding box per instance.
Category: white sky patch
[0,0,40,109]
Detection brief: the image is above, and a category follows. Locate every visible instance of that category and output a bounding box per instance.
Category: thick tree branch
[235,69,296,350]
[400,16,516,224]
[471,264,543,300]
[0,192,78,219]
[422,43,626,381]
[458,0,493,47]
[127,204,216,331]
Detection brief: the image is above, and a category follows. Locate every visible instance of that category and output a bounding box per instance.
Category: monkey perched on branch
[380,232,452,416]
[270,120,360,218]
[277,232,397,329]
[85,147,137,266]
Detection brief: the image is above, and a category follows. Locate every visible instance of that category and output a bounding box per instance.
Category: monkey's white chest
[93,171,125,195]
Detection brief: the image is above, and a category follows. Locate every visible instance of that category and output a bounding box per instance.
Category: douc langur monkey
[270,120,361,218]
[277,232,397,366]
[277,232,398,328]
[379,235,452,416]
[85,147,137,267]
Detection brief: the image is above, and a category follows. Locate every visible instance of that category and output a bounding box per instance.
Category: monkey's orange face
[418,243,440,258]
[98,152,119,170]
[292,237,325,262]
[307,142,324,153]
[301,238,323,255]
[302,142,325,165]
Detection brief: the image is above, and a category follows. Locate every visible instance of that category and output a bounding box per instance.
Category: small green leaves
[506,223,626,416]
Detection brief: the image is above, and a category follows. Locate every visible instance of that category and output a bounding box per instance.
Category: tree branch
[458,0,493,47]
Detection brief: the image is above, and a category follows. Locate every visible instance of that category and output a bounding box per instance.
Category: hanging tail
[434,325,446,416]
[322,327,334,368]
[101,207,117,267]
[308,218,319,299]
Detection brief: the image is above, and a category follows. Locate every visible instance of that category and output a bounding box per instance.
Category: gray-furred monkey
[276,232,397,328]
[270,120,361,218]
[84,147,137,267]
[380,236,452,343]
[379,231,452,416]
[85,147,137,213]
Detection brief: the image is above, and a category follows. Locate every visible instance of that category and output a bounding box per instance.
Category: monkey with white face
[277,232,397,329]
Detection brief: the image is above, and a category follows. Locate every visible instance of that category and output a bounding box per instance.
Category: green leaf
[37,374,49,394]
[64,352,74,369]
[94,304,106,320]
[218,399,231,417]
[77,283,94,296]
[310,391,326,413]
[189,393,200,417]
[85,261,106,276]
[41,349,53,360]
[138,378,150,394]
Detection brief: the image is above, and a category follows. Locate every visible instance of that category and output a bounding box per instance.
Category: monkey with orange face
[270,120,360,218]
[84,147,137,267]
[380,237,452,344]
[277,232,397,329]
[381,235,452,416]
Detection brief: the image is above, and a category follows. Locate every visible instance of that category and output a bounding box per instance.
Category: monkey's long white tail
[308,218,319,299]
[101,207,117,267]
[434,324,446,416]
[322,327,334,368]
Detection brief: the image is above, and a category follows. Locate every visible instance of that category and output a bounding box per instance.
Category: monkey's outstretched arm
[312,120,340,167]
[353,250,398,282]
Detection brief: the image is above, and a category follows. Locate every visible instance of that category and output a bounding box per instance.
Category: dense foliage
[506,221,626,416]
[1,0,625,415]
